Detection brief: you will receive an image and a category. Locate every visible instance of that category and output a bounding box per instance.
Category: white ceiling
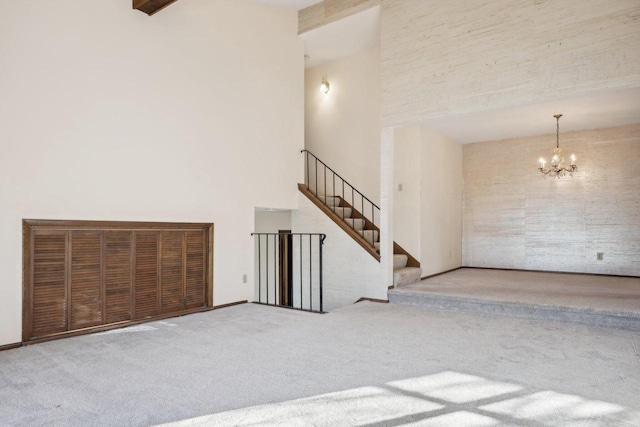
[249,0,323,10]
[425,87,640,144]
[300,6,380,68]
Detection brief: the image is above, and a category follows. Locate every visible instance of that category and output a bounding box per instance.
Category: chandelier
[538,114,577,178]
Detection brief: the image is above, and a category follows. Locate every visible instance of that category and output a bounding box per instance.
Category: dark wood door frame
[278,230,293,307]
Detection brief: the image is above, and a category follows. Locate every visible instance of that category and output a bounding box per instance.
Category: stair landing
[388,268,640,331]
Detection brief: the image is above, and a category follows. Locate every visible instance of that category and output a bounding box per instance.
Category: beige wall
[394,126,463,276]
[381,0,640,127]
[463,124,640,276]
[421,128,463,276]
[393,127,421,259]
[0,0,303,345]
[304,48,381,204]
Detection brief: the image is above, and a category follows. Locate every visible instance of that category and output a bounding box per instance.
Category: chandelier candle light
[538,114,577,178]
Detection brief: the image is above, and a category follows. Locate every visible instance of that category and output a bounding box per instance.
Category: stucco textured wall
[380,0,640,127]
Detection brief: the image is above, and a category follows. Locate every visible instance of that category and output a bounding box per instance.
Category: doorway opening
[278,230,293,307]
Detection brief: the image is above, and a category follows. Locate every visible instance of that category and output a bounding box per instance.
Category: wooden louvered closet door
[134,232,159,319]
[23,221,212,342]
[105,231,133,324]
[31,232,67,337]
[70,231,103,329]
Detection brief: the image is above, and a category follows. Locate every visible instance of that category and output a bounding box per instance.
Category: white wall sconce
[320,77,330,94]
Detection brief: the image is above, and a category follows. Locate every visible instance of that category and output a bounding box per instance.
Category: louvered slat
[185,231,206,309]
[161,232,184,313]
[105,231,132,323]
[134,232,158,319]
[70,231,103,329]
[32,232,67,336]
[25,221,212,341]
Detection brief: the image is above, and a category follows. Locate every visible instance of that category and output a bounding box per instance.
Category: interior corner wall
[380,0,640,128]
[420,127,463,276]
[0,0,303,346]
[393,126,463,276]
[463,123,640,276]
[304,48,381,204]
[393,126,421,259]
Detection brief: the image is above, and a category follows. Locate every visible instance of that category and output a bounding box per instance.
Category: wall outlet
[596,252,604,261]
[242,274,247,283]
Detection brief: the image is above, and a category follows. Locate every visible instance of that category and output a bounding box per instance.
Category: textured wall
[463,124,640,276]
[381,0,640,127]
[299,0,379,34]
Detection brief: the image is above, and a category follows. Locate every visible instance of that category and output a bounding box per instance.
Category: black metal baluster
[299,234,303,310]
[332,174,336,211]
[372,205,375,247]
[342,181,345,222]
[351,187,355,227]
[324,165,327,204]
[319,235,324,313]
[315,158,318,197]
[274,234,277,305]
[304,151,311,190]
[361,196,364,241]
[265,235,269,305]
[258,234,261,303]
[309,234,312,311]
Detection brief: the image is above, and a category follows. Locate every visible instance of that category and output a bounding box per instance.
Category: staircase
[300,150,422,287]
[392,254,422,287]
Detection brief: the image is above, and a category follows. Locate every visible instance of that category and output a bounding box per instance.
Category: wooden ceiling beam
[133,0,180,16]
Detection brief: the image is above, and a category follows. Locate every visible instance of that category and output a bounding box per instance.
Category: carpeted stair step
[358,229,379,244]
[319,196,341,207]
[393,254,408,269]
[374,242,380,251]
[343,218,365,230]
[393,267,422,287]
[332,207,352,218]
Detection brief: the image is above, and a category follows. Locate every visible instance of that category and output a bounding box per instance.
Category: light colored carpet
[1,302,639,426]
[395,268,640,313]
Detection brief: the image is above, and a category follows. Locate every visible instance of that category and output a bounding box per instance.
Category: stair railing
[301,150,380,249]
[252,232,326,313]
